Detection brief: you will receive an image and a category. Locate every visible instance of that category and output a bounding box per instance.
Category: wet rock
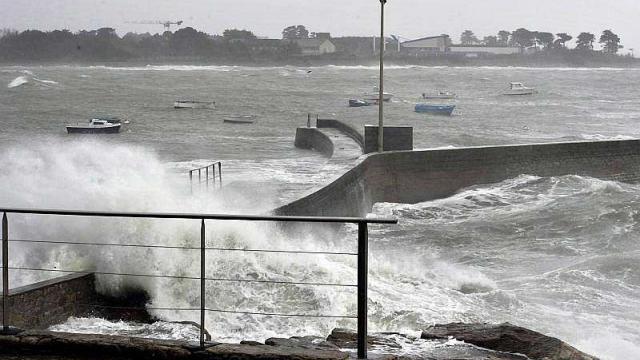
[265,336,339,351]
[204,343,348,359]
[326,328,402,349]
[421,323,598,360]
[241,340,264,346]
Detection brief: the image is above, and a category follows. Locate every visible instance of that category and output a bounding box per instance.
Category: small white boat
[223,115,256,124]
[363,86,393,103]
[422,91,456,100]
[504,82,537,96]
[174,100,216,109]
[66,118,121,134]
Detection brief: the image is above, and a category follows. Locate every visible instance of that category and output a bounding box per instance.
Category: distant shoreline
[2,56,639,69]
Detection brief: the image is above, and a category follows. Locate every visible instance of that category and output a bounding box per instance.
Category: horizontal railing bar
[189,162,222,173]
[80,304,355,319]
[205,308,356,319]
[0,208,397,224]
[8,239,357,256]
[9,267,357,287]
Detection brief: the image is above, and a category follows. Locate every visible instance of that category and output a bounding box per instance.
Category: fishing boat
[66,118,121,134]
[223,115,256,124]
[415,104,456,116]
[422,91,456,100]
[174,100,216,109]
[504,82,537,96]
[348,99,371,107]
[363,86,393,102]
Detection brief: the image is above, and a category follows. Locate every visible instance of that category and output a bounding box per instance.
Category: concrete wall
[364,126,414,154]
[277,139,640,217]
[294,127,334,157]
[0,273,97,329]
[316,119,364,151]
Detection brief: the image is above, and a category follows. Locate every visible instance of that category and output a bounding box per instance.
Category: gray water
[2,65,640,359]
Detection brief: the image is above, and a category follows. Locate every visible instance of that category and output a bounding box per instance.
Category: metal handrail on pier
[0,207,397,359]
[189,162,222,193]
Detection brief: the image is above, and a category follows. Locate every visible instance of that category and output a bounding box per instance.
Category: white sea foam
[8,75,29,88]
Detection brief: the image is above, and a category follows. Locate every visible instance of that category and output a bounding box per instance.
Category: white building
[449,45,521,57]
[401,35,450,54]
[294,38,337,56]
[401,34,522,57]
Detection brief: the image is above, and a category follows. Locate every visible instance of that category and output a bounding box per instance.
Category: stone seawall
[316,119,365,151]
[277,139,640,217]
[294,127,334,157]
[0,273,96,329]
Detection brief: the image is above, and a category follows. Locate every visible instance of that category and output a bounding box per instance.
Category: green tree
[460,30,478,45]
[554,33,572,48]
[483,36,498,46]
[535,32,555,50]
[282,25,309,40]
[511,28,535,48]
[222,29,256,41]
[599,29,622,54]
[576,32,595,50]
[497,30,510,46]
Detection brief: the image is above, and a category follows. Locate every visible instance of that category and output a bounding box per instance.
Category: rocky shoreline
[0,323,597,360]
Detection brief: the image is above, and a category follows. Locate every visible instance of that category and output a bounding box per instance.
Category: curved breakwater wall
[277,131,640,217]
[294,127,334,157]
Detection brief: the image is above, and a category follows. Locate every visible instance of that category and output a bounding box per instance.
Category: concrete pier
[283,121,640,217]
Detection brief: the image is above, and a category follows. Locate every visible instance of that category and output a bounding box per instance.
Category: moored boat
[363,86,393,103]
[174,100,216,109]
[422,91,456,100]
[66,118,121,134]
[504,82,537,96]
[348,99,371,107]
[223,115,256,124]
[414,104,456,116]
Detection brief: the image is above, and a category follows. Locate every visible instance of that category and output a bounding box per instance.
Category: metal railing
[0,208,397,359]
[189,162,222,193]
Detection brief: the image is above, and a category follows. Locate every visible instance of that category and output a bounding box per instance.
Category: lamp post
[378,0,387,153]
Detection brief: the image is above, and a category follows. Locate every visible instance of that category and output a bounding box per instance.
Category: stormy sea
[1,64,640,359]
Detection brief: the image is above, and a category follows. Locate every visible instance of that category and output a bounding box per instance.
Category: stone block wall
[0,273,97,330]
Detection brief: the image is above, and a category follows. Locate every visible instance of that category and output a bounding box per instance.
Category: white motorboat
[363,86,393,102]
[504,82,537,96]
[422,91,457,100]
[66,118,121,134]
[174,100,216,109]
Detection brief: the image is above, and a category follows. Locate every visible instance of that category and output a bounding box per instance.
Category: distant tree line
[0,27,302,62]
[459,28,624,54]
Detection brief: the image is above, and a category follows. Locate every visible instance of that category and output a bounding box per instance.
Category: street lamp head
[380,0,387,4]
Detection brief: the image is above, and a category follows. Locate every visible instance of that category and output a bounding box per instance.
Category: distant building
[449,45,521,57]
[401,35,450,55]
[294,38,336,56]
[312,32,331,40]
[401,34,521,57]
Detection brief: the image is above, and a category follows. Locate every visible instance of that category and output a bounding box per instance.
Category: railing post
[357,222,368,359]
[2,212,8,332]
[218,163,222,186]
[205,166,209,191]
[212,166,216,188]
[198,169,202,191]
[200,219,206,348]
[189,171,193,195]
[307,113,311,128]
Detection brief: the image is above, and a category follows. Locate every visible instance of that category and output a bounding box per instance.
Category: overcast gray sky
[2,0,639,53]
